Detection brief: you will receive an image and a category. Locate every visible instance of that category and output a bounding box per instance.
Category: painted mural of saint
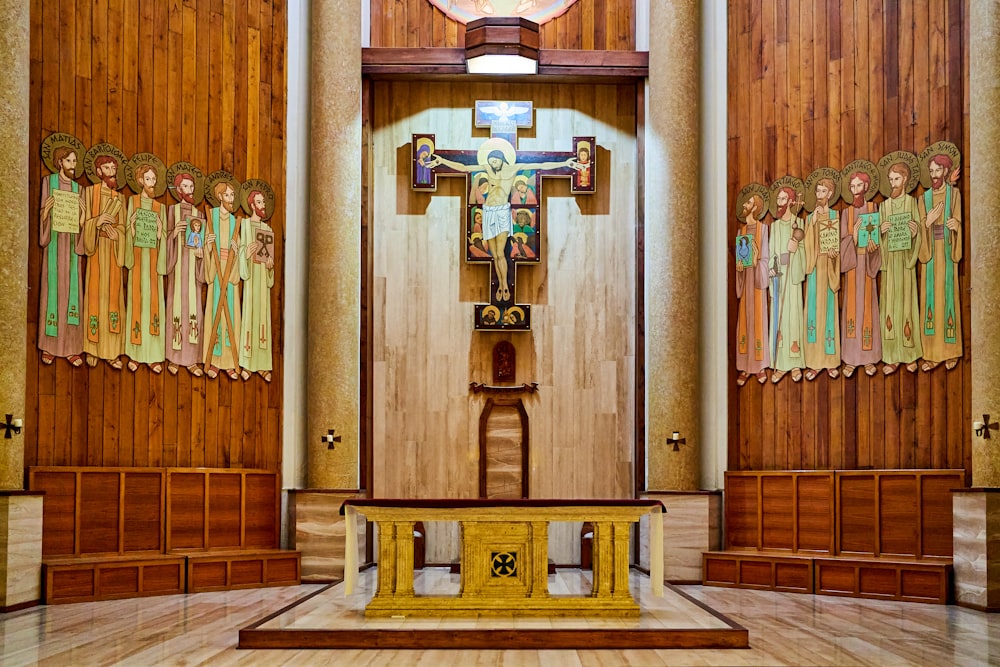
[238,181,276,382]
[38,136,86,366]
[877,156,922,373]
[163,164,207,376]
[917,149,963,370]
[839,164,882,377]
[734,186,770,385]
[802,175,841,379]
[768,181,806,383]
[81,145,128,368]
[202,174,243,380]
[123,157,168,372]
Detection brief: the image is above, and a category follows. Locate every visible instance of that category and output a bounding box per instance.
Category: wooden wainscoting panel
[878,474,919,557]
[738,560,773,588]
[837,474,877,555]
[815,562,857,595]
[774,561,812,592]
[47,568,95,603]
[724,473,759,549]
[122,471,164,552]
[230,559,264,587]
[703,555,738,586]
[30,470,76,556]
[761,475,794,550]
[167,471,207,550]
[190,560,228,591]
[900,568,950,603]
[858,565,898,598]
[78,472,120,555]
[920,472,961,558]
[795,473,834,553]
[142,563,185,593]
[244,473,278,548]
[98,565,140,596]
[208,473,243,549]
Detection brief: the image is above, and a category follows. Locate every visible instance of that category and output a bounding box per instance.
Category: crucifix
[412,100,595,330]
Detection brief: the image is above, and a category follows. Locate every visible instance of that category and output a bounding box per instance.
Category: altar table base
[342,500,665,618]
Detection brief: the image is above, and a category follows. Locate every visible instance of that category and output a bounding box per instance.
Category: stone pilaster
[289,490,366,582]
[0,494,42,611]
[955,0,1000,614]
[0,0,30,490]
[971,0,1000,487]
[953,490,1000,611]
[306,0,362,489]
[645,0,701,490]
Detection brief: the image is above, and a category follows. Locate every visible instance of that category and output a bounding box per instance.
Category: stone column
[306,0,362,490]
[0,0,38,612]
[645,0,701,491]
[956,0,1000,612]
[0,0,29,491]
[971,0,1000,489]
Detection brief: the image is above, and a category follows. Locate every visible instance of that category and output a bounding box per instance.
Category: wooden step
[43,554,186,605]
[180,549,301,593]
[702,551,952,604]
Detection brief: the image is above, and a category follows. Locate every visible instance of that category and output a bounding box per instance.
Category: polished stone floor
[2,568,999,665]
[253,567,734,632]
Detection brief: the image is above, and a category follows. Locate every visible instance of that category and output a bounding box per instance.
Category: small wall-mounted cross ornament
[322,428,342,450]
[3,414,23,439]
[666,431,686,452]
[974,415,999,440]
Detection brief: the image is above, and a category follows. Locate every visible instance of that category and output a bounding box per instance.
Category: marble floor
[252,568,735,633]
[1,571,999,665]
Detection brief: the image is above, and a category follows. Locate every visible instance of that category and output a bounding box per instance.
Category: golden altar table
[341,499,665,617]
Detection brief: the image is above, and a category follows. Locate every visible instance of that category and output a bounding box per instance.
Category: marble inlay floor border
[238,568,749,650]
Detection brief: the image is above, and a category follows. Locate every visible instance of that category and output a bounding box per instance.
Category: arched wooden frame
[478,397,529,499]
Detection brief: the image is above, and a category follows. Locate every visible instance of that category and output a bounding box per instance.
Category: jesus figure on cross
[427,137,583,302]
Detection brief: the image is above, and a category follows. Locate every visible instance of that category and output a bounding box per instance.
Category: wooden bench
[43,554,186,605]
[30,466,301,603]
[704,469,962,605]
[702,551,952,604]
[183,549,302,593]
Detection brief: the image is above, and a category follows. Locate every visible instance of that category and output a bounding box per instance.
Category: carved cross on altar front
[412,100,595,330]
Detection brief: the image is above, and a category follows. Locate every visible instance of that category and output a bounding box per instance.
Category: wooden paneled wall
[727,1,970,478]
[368,0,636,50]
[26,0,287,471]
[370,80,637,500]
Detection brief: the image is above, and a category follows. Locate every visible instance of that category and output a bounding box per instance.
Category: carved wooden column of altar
[645,1,701,492]
[0,0,42,613]
[955,0,1000,612]
[306,0,362,490]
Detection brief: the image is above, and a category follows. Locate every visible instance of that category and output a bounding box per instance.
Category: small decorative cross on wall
[322,428,342,450]
[666,431,686,452]
[974,415,999,440]
[3,414,23,439]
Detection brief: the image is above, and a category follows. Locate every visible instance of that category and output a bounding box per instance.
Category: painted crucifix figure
[412,100,595,330]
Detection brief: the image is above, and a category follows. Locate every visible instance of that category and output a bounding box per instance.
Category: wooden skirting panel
[814,559,952,605]
[185,550,301,594]
[29,466,281,557]
[703,552,952,605]
[43,555,186,605]
[703,552,813,594]
[724,470,963,559]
